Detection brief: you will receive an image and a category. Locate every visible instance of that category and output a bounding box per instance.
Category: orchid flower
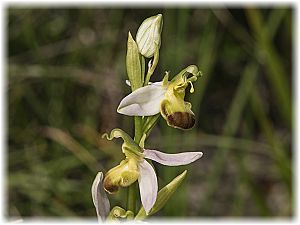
[101,129,203,214]
[117,65,202,130]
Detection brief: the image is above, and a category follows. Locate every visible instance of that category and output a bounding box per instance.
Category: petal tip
[192,152,203,162]
[117,104,129,115]
[116,106,122,114]
[198,152,204,158]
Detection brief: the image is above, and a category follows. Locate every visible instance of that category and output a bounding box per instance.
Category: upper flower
[117,65,201,129]
[101,129,203,214]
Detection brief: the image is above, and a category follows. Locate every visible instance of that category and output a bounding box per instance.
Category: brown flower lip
[103,177,119,194]
[167,112,195,130]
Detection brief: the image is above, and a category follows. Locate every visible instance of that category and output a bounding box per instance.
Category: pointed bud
[108,206,127,220]
[107,206,134,221]
[136,14,163,58]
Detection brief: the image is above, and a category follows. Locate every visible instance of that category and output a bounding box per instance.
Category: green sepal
[102,128,142,157]
[171,65,201,86]
[135,170,187,220]
[126,32,142,91]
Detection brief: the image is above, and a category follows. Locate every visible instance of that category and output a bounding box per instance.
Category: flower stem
[127,182,137,215]
[134,116,143,144]
[127,116,143,216]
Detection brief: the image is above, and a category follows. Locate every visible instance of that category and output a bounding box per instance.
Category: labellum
[103,158,139,194]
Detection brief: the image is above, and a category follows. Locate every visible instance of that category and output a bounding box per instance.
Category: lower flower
[100,129,203,214]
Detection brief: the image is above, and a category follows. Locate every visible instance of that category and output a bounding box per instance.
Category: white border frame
[1,1,298,225]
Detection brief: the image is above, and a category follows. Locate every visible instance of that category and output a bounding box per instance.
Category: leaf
[126,32,142,91]
[135,170,187,220]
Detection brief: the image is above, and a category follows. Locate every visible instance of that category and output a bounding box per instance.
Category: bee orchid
[117,65,201,130]
[91,14,204,222]
[101,129,203,214]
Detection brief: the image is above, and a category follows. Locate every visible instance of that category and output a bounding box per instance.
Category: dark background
[8,7,293,219]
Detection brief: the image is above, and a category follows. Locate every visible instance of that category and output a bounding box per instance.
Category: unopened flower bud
[136,14,163,58]
[112,207,126,218]
[107,206,134,221]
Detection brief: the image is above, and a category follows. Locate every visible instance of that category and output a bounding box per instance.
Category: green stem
[144,46,159,86]
[127,116,143,216]
[134,116,143,144]
[127,182,137,215]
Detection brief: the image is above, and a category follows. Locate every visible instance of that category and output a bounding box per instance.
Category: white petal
[117,82,166,116]
[143,149,203,166]
[138,159,158,214]
[91,172,110,222]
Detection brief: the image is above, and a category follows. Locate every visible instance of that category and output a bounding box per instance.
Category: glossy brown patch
[167,112,195,129]
[103,178,119,194]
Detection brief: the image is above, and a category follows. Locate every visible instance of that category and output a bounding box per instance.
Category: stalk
[127,182,137,217]
[127,116,143,215]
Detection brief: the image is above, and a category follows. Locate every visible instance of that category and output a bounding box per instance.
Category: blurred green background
[7,7,293,219]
